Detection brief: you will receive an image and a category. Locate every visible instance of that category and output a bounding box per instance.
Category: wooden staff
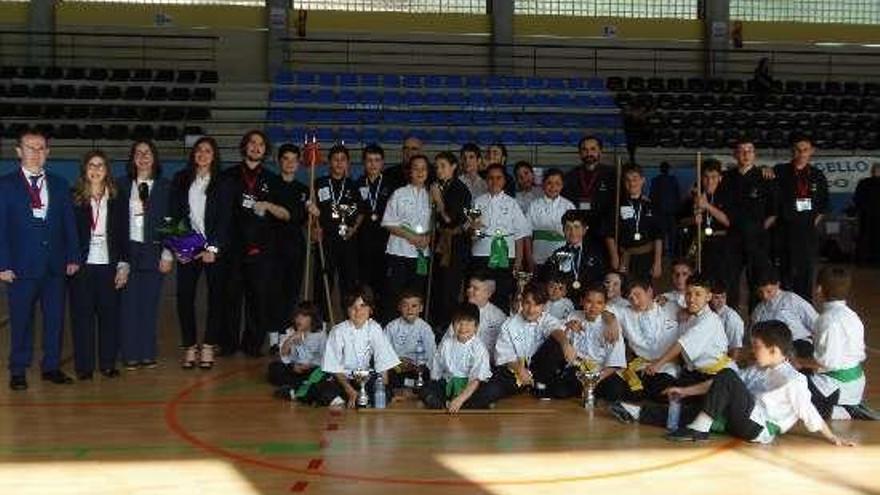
[423,185,439,322]
[301,131,335,325]
[301,132,317,299]
[614,154,623,264]
[696,151,703,273]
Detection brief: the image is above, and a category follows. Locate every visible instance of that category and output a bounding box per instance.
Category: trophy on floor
[351,369,373,408]
[334,203,359,237]
[414,337,426,390]
[463,207,484,238]
[574,359,601,409]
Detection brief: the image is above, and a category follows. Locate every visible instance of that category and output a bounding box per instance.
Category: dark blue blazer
[169,169,233,255]
[72,193,130,266]
[0,170,79,279]
[117,176,171,271]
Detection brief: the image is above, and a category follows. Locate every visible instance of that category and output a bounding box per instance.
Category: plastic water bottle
[667,398,681,431]
[374,374,387,409]
[415,337,426,366]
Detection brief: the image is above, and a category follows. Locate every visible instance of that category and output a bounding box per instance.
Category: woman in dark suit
[118,139,172,370]
[169,137,232,369]
[69,150,129,380]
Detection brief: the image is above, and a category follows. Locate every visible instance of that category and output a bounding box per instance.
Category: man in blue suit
[0,129,80,390]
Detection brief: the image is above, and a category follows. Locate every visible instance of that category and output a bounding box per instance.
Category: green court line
[0,440,320,459]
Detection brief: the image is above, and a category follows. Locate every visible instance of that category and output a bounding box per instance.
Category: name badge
[90,233,105,247]
[359,186,370,200]
[579,201,592,211]
[620,206,635,220]
[795,198,812,212]
[132,214,144,231]
[32,207,47,220]
[241,194,256,210]
[317,186,331,202]
[403,378,416,388]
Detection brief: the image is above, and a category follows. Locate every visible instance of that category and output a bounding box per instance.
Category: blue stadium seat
[275,71,295,85]
[425,75,445,88]
[402,75,422,88]
[445,75,464,88]
[318,73,337,87]
[454,129,474,144]
[503,77,525,89]
[360,74,380,87]
[446,91,467,106]
[362,127,381,144]
[384,128,404,142]
[339,127,359,144]
[270,88,293,102]
[487,76,504,89]
[383,92,402,106]
[469,92,489,106]
[476,129,497,144]
[424,92,446,105]
[340,73,359,86]
[526,77,546,90]
[432,128,453,143]
[404,92,425,106]
[316,127,335,142]
[360,91,382,105]
[337,90,359,104]
[267,126,288,143]
[335,111,360,125]
[383,74,401,88]
[510,92,533,106]
[266,109,289,122]
[449,113,471,126]
[586,78,605,91]
[315,89,335,104]
[291,89,313,103]
[547,78,566,90]
[500,130,522,145]
[465,76,483,88]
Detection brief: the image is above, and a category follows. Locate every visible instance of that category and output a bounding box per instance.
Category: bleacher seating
[266,70,626,147]
[610,75,880,150]
[0,65,217,141]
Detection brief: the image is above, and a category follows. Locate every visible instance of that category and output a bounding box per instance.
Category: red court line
[290,481,309,492]
[163,365,744,487]
[307,459,323,471]
[0,397,275,409]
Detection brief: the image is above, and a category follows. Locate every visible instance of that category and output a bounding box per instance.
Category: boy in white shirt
[527,168,575,266]
[615,279,681,402]
[645,275,736,388]
[545,274,576,320]
[709,280,745,361]
[603,271,629,316]
[444,275,507,364]
[752,268,817,358]
[469,163,532,313]
[309,286,401,408]
[420,303,494,412]
[269,301,327,401]
[611,320,857,447]
[385,290,437,392]
[484,282,571,402]
[530,285,628,401]
[797,266,876,420]
[658,258,692,319]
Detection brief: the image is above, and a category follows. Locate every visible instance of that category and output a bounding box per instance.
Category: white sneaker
[329,396,346,408]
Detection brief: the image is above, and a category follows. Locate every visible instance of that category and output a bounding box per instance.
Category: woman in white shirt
[69,150,129,380]
[169,137,232,369]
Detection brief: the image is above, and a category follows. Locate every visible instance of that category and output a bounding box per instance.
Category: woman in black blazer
[69,150,129,380]
[118,139,172,370]
[169,137,232,369]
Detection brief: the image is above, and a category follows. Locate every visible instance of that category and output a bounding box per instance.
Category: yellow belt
[697,355,732,375]
[618,357,649,392]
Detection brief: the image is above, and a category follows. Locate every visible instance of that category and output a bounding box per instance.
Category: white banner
[710,156,877,194]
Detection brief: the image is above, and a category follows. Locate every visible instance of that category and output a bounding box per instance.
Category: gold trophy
[350,369,372,408]
[463,207,485,238]
[510,270,533,314]
[574,359,602,409]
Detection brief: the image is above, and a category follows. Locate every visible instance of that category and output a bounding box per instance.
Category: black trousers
[314,236,359,323]
[418,378,493,409]
[726,230,772,312]
[69,264,120,373]
[779,226,818,302]
[266,361,314,388]
[430,239,469,331]
[639,369,762,441]
[623,250,654,282]
[383,255,427,324]
[468,257,514,314]
[529,339,628,401]
[275,252,304,335]
[702,236,731,289]
[224,253,274,355]
[306,374,393,407]
[386,364,429,390]
[358,227,389,316]
[176,258,226,347]
[634,371,677,404]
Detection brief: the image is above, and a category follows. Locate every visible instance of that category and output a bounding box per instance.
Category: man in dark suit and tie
[0,129,80,390]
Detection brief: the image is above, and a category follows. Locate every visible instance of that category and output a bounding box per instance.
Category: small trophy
[552,250,574,273]
[463,207,484,238]
[414,338,426,390]
[351,369,372,408]
[575,360,602,409]
[334,203,358,237]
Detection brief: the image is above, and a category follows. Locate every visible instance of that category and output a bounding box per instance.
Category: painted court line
[163,365,743,487]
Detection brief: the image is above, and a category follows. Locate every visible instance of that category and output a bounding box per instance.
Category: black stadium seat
[87,68,108,81]
[0,66,18,79]
[199,70,219,84]
[21,66,41,79]
[606,77,624,92]
[100,86,122,100]
[77,85,99,100]
[54,84,75,99]
[9,84,29,98]
[64,67,86,80]
[132,69,153,82]
[132,124,154,140]
[107,124,130,140]
[31,84,52,98]
[110,69,130,82]
[56,124,79,139]
[157,125,179,141]
[154,69,174,82]
[124,86,146,101]
[147,86,168,101]
[43,67,63,80]
[666,78,684,92]
[626,76,646,92]
[192,87,213,101]
[177,70,197,84]
[647,77,665,92]
[81,124,105,140]
[169,87,191,101]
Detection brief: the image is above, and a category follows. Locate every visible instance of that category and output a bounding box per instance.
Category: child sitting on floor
[268,301,326,401]
[385,289,437,392]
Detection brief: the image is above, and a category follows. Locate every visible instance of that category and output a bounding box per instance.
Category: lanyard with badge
[570,245,583,290]
[90,194,104,239]
[578,169,599,211]
[794,167,813,212]
[704,192,715,236]
[22,171,46,218]
[363,175,383,222]
[330,179,347,219]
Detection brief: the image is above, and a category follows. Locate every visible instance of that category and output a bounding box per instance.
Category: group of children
[265,256,874,447]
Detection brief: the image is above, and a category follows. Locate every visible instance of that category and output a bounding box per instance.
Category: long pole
[301,133,317,299]
[696,151,703,273]
[614,154,622,256]
[423,194,438,322]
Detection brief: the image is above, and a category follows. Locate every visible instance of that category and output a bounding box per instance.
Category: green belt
[532,230,565,242]
[488,234,510,269]
[445,376,469,399]
[294,367,325,399]
[824,364,864,383]
[766,421,781,437]
[401,225,431,275]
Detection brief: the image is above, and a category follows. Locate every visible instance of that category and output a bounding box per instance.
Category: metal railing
[0,29,219,69]
[282,36,880,81]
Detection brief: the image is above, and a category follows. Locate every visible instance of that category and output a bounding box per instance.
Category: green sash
[445,377,470,399]
[765,421,781,437]
[294,368,325,399]
[824,364,864,383]
[401,225,430,275]
[532,230,565,242]
[488,234,510,269]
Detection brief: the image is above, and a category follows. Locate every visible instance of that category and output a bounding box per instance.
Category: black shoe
[77,372,94,381]
[273,385,294,401]
[665,427,710,442]
[532,382,551,401]
[41,370,74,385]
[608,402,636,424]
[140,360,158,369]
[9,375,27,391]
[845,403,880,421]
[100,368,120,378]
[124,361,140,371]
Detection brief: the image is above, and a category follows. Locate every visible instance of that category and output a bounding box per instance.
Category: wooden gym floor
[0,266,879,495]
